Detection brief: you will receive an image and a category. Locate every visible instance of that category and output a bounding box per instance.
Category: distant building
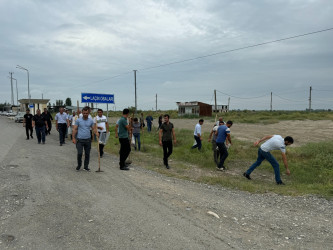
[19,99,50,115]
[176,101,212,116]
[212,104,229,113]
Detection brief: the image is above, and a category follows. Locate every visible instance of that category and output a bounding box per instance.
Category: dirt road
[0,117,332,249]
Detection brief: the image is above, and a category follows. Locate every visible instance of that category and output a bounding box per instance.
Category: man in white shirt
[191,119,204,151]
[55,107,69,146]
[243,135,294,185]
[94,109,109,157]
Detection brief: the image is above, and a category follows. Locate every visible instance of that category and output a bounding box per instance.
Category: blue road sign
[81,93,114,104]
[29,104,34,108]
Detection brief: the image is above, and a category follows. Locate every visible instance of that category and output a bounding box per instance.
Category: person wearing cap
[55,107,69,146]
[23,109,33,140]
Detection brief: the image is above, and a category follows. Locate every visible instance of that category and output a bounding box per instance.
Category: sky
[1,0,333,111]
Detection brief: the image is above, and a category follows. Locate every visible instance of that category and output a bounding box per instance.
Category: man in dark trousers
[145,113,153,132]
[32,109,48,144]
[159,114,176,169]
[43,108,53,135]
[215,120,233,171]
[72,107,98,172]
[115,108,131,170]
[55,107,69,146]
[23,109,33,140]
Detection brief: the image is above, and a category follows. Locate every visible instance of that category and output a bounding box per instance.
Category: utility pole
[228,97,230,112]
[9,72,14,106]
[270,92,272,111]
[134,70,137,115]
[309,86,312,111]
[14,78,18,105]
[156,93,157,111]
[214,89,217,113]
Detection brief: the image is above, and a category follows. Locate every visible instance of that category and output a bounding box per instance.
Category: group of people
[191,116,293,184]
[23,108,53,144]
[23,109,294,184]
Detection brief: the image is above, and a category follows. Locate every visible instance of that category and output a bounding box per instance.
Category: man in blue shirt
[215,120,233,171]
[72,107,98,172]
[145,114,153,132]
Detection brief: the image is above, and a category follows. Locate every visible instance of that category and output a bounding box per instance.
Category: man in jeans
[72,107,98,172]
[243,135,294,185]
[215,120,233,171]
[32,109,48,144]
[159,114,176,169]
[115,109,132,171]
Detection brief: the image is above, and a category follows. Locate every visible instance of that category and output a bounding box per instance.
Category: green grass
[102,111,333,199]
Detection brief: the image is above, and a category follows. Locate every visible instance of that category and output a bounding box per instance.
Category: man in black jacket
[32,109,48,144]
[23,109,33,140]
[43,108,53,135]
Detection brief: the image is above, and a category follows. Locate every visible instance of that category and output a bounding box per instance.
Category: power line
[216,89,268,99]
[83,27,333,84]
[273,93,306,102]
[312,88,333,92]
[138,27,333,71]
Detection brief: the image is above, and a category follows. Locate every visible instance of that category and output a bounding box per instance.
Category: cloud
[0,0,332,111]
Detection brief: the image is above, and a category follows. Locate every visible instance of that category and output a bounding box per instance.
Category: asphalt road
[0,116,332,249]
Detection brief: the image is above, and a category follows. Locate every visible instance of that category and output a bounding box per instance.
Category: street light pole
[16,65,30,106]
[134,70,137,115]
[8,73,14,105]
[13,78,18,105]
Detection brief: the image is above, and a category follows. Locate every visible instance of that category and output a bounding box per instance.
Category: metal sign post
[81,93,114,173]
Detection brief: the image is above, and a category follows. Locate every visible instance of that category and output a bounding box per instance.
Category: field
[102,111,333,199]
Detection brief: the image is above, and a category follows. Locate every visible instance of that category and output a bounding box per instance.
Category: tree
[56,100,64,106]
[65,97,72,106]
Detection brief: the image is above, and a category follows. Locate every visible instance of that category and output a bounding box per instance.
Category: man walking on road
[116,109,132,170]
[32,109,48,144]
[159,114,176,169]
[23,109,33,140]
[43,108,53,135]
[72,107,98,172]
[191,119,204,151]
[55,107,69,146]
[215,120,233,171]
[243,135,294,185]
[94,109,109,158]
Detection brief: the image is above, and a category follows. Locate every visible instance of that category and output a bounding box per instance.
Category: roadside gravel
[0,117,332,249]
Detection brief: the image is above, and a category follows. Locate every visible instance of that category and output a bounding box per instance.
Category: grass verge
[102,125,332,199]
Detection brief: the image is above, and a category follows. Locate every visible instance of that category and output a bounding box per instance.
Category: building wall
[198,103,212,116]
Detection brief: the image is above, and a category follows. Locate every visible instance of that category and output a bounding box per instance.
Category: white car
[14,112,25,123]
